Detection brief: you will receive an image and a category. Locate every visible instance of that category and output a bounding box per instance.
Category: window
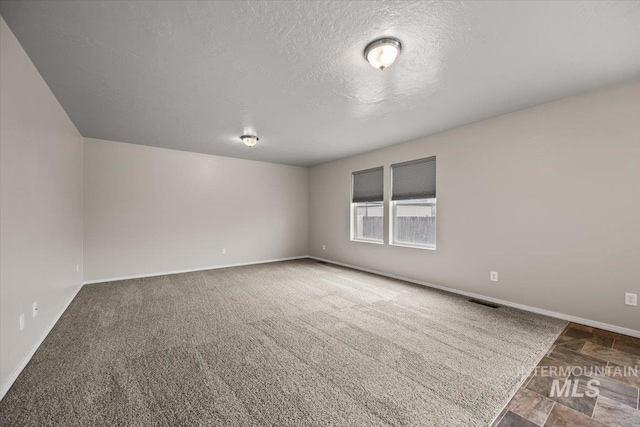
[391,157,436,249]
[351,167,384,243]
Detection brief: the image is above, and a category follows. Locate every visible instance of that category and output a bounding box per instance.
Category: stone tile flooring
[493,323,640,427]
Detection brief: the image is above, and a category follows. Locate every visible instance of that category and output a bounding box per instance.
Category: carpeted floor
[0,259,566,426]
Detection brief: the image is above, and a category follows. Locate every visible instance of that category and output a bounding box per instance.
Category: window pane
[353,202,383,242]
[394,199,436,247]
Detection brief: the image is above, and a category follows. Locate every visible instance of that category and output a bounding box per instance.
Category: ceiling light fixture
[240,134,259,147]
[364,37,402,70]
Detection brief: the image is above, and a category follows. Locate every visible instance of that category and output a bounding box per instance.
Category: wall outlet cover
[625,292,637,307]
[490,271,498,282]
[19,314,25,331]
[32,301,38,317]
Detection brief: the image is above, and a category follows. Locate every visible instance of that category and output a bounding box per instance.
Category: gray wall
[310,80,640,331]
[83,138,309,282]
[0,17,83,393]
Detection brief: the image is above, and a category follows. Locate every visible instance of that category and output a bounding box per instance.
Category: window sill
[390,242,436,251]
[351,238,384,245]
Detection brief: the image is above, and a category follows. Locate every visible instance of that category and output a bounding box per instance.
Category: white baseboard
[83,256,309,284]
[310,256,640,339]
[0,284,83,401]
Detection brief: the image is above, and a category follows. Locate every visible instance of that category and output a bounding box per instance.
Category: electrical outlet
[221,249,226,255]
[76,264,80,273]
[490,271,498,282]
[19,314,25,331]
[32,302,38,317]
[625,293,637,307]
[322,245,326,251]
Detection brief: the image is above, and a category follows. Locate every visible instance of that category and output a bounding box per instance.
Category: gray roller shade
[391,156,436,201]
[352,167,383,203]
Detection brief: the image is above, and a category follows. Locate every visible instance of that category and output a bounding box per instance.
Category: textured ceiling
[1,1,639,166]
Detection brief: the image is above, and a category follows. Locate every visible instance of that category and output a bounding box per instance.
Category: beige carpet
[0,259,566,426]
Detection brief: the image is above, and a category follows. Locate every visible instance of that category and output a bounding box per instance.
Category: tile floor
[493,323,640,427]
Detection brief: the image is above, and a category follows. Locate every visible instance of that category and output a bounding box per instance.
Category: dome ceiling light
[240,134,259,147]
[364,37,402,70]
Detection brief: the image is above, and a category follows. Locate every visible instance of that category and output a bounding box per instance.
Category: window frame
[390,198,436,250]
[389,157,437,250]
[350,168,384,245]
[351,201,384,244]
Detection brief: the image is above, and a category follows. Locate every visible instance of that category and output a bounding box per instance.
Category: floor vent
[469,298,500,309]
